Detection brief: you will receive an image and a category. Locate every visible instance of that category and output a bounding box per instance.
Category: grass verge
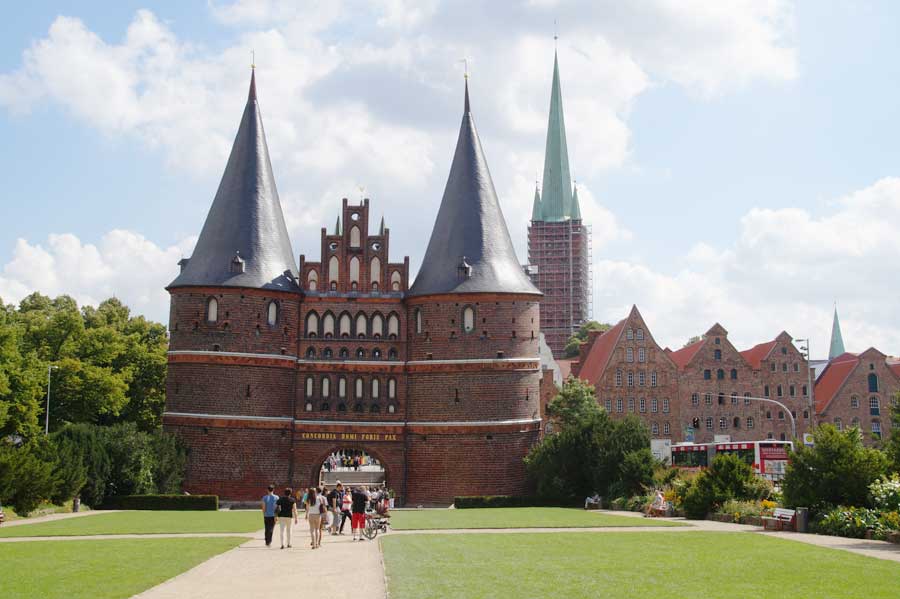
[0,537,245,599]
[382,531,900,599]
[0,510,261,537]
[389,507,683,530]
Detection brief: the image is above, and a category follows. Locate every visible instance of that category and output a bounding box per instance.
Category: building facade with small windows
[571,306,679,440]
[163,72,541,504]
[815,348,900,444]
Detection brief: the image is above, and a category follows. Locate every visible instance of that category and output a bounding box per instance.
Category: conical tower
[405,79,543,506]
[829,305,846,360]
[164,70,299,500]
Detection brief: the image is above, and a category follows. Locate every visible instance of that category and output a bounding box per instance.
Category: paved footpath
[133,527,386,599]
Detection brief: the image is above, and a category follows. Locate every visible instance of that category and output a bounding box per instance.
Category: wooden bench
[762,508,795,531]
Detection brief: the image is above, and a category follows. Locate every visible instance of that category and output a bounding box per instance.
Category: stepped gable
[740,339,778,370]
[169,70,299,291]
[408,81,540,297]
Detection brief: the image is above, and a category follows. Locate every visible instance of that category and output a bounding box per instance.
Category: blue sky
[1,1,899,356]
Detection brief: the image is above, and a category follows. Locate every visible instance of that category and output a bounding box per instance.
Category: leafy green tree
[562,321,612,358]
[682,453,762,519]
[0,441,59,515]
[783,424,889,511]
[546,377,601,428]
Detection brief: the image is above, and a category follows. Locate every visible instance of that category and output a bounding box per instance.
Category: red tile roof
[814,352,859,414]
[740,340,777,370]
[576,319,626,383]
[889,360,900,379]
[668,338,705,371]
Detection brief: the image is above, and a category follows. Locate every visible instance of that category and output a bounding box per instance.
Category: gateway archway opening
[319,448,386,488]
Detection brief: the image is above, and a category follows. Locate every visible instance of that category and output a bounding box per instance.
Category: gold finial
[251,49,256,70]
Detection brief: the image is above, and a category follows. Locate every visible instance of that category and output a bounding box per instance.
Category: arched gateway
[163,71,543,506]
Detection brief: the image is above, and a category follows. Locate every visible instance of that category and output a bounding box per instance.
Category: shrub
[99,494,218,511]
[0,441,58,516]
[680,454,765,520]
[51,423,110,507]
[815,506,885,539]
[869,474,900,512]
[783,425,888,512]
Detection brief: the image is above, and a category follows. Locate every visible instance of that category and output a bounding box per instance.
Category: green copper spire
[571,183,582,220]
[531,185,542,221]
[829,304,846,359]
[539,51,573,222]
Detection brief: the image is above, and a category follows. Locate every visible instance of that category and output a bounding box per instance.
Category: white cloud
[0,231,194,323]
[593,177,900,355]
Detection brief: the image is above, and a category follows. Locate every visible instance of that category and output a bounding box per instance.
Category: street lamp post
[45,365,59,435]
[742,395,797,440]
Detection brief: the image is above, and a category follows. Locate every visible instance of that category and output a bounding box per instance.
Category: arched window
[355,378,364,399]
[834,417,843,431]
[372,348,382,359]
[356,313,367,338]
[321,402,330,412]
[305,312,319,337]
[372,314,384,338]
[338,377,347,398]
[388,404,396,414]
[388,378,396,399]
[305,376,314,398]
[372,379,380,398]
[626,329,634,340]
[339,313,351,338]
[870,397,880,415]
[733,417,740,428]
[354,403,364,413]
[370,404,381,413]
[305,402,313,412]
[387,314,399,338]
[719,417,727,430]
[391,270,401,291]
[323,313,335,338]
[323,347,333,359]
[306,347,316,359]
[778,410,785,420]
[350,226,361,247]
[307,269,318,291]
[320,377,331,398]
[206,297,218,323]
[730,369,737,380]
[636,329,644,341]
[267,301,278,326]
[349,256,360,289]
[706,417,713,431]
[356,347,365,359]
[415,309,422,334]
[852,416,860,428]
[328,256,340,286]
[714,349,722,361]
[463,307,475,332]
[868,373,879,393]
[337,403,346,412]
[370,257,381,288]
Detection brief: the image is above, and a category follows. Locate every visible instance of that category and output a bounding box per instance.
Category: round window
[371,241,381,251]
[350,212,360,221]
[329,242,338,251]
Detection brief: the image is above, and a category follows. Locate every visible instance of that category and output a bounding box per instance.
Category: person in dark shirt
[327,484,341,535]
[350,487,368,541]
[275,488,298,549]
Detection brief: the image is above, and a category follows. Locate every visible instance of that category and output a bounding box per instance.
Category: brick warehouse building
[527,51,591,357]
[163,71,543,504]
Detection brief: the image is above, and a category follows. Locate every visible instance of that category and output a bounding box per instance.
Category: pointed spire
[829,304,846,360]
[539,50,574,221]
[169,69,298,291]
[379,216,385,235]
[531,185,543,221]
[463,76,470,114]
[409,80,540,297]
[571,183,582,220]
[334,216,341,235]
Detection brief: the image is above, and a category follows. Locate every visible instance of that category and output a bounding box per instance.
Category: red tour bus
[671,440,792,481]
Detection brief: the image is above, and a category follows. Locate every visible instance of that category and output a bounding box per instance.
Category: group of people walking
[261,482,388,549]
[322,450,379,472]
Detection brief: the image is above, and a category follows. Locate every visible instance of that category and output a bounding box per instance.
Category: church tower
[164,70,302,498]
[405,80,544,505]
[527,50,592,357]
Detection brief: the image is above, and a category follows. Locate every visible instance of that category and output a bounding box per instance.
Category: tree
[546,377,601,429]
[682,453,763,519]
[0,441,59,515]
[562,321,612,358]
[885,396,900,474]
[782,424,889,511]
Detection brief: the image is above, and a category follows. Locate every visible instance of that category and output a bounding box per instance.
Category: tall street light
[45,364,59,435]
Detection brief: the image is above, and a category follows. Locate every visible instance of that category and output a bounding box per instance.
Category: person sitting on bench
[584,492,601,509]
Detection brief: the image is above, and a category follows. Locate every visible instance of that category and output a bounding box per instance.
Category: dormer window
[457,256,472,280]
[230,251,245,274]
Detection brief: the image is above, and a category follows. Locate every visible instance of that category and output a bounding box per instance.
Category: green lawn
[382,532,900,599]
[389,507,683,530]
[0,537,245,599]
[0,510,262,537]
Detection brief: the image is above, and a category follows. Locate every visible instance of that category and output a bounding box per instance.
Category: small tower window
[388,378,396,399]
[415,309,423,334]
[350,226,361,248]
[338,377,347,398]
[206,297,218,323]
[391,270,402,291]
[267,301,278,326]
[349,256,360,288]
[463,307,475,333]
[355,378,364,399]
[372,378,380,399]
[321,377,330,398]
[307,269,318,291]
[370,256,381,288]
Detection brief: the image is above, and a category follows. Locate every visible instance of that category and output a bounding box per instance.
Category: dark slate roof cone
[169,69,299,291]
[408,79,540,297]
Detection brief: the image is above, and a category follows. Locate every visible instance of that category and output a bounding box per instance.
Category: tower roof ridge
[169,70,299,291]
[409,80,540,297]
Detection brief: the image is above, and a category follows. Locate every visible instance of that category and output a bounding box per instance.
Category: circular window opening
[371,241,381,250]
[350,212,360,221]
[329,242,338,251]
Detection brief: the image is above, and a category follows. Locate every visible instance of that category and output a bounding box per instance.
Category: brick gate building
[163,71,542,504]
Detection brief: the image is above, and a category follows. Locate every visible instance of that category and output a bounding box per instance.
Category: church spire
[409,79,540,297]
[531,184,542,221]
[539,50,574,222]
[829,304,846,359]
[169,70,298,291]
[571,183,582,220]
[379,216,385,235]
[334,215,341,235]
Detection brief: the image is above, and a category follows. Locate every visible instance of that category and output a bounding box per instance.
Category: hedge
[453,495,576,509]
[99,494,218,511]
